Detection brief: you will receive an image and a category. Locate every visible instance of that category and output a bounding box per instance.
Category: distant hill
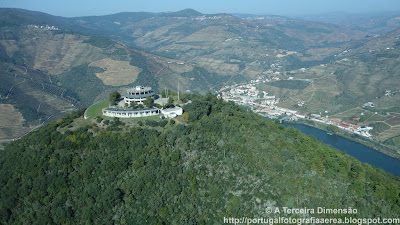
[0,10,239,142]
[63,9,368,77]
[1,8,400,149]
[0,8,69,27]
[295,11,400,34]
[269,28,400,148]
[162,8,203,17]
[0,8,372,79]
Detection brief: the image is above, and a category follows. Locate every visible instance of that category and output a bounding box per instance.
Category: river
[281,122,400,177]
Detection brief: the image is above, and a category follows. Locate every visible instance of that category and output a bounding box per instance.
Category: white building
[161,107,183,118]
[103,107,160,118]
[123,86,155,104]
[103,85,162,118]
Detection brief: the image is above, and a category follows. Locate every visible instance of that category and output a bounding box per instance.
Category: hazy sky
[1,0,400,17]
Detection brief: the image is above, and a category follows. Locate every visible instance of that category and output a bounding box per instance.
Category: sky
[1,0,400,17]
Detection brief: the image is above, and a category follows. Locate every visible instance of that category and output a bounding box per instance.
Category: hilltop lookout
[102,85,183,119]
[123,86,155,104]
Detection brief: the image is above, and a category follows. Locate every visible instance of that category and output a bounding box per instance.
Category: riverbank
[286,119,400,160]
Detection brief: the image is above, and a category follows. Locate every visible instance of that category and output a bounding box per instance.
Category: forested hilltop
[1,94,399,224]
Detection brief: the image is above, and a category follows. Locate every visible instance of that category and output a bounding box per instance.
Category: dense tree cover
[180,67,233,93]
[0,47,25,65]
[109,91,121,105]
[144,119,168,128]
[143,96,154,108]
[56,64,107,107]
[129,51,159,92]
[285,54,335,71]
[1,94,400,224]
[327,124,340,134]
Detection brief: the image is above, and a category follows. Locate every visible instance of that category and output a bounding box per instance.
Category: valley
[0,8,399,154]
[0,14,241,142]
[69,9,366,78]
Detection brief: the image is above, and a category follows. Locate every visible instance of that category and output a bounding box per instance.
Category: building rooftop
[126,86,152,93]
[123,86,155,99]
[161,107,182,113]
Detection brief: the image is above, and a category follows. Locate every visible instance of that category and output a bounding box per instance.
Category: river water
[281,122,400,177]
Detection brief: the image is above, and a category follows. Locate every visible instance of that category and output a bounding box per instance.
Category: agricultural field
[0,104,28,141]
[385,135,400,148]
[257,44,400,148]
[89,58,142,86]
[385,113,400,126]
[20,30,104,75]
[194,58,240,76]
[379,125,400,142]
[328,106,400,142]
[287,65,335,79]
[0,61,76,141]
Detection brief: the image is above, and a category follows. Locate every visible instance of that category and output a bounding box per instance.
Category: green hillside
[1,94,399,224]
[274,29,400,147]
[63,8,369,78]
[0,11,237,141]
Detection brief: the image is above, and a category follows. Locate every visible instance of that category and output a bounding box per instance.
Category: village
[218,78,374,139]
[27,24,60,31]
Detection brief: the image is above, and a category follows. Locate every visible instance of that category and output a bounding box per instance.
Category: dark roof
[123,92,155,99]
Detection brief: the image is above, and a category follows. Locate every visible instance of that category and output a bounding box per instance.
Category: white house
[161,107,183,118]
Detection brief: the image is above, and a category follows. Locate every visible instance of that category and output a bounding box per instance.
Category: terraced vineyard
[0,60,77,141]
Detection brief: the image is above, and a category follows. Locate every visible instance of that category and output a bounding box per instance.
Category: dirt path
[305,82,316,103]
[4,109,74,142]
[6,80,27,98]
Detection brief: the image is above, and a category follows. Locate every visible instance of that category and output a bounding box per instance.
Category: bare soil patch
[89,58,142,86]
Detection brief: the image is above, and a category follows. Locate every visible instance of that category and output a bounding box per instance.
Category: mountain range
[0,8,399,152]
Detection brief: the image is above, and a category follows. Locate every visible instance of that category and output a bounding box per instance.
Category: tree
[143,96,154,108]
[130,101,137,108]
[165,98,174,108]
[327,125,339,134]
[96,117,103,123]
[160,90,166,98]
[109,92,121,105]
[182,112,189,121]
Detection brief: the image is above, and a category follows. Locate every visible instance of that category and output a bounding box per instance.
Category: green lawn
[86,100,110,118]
